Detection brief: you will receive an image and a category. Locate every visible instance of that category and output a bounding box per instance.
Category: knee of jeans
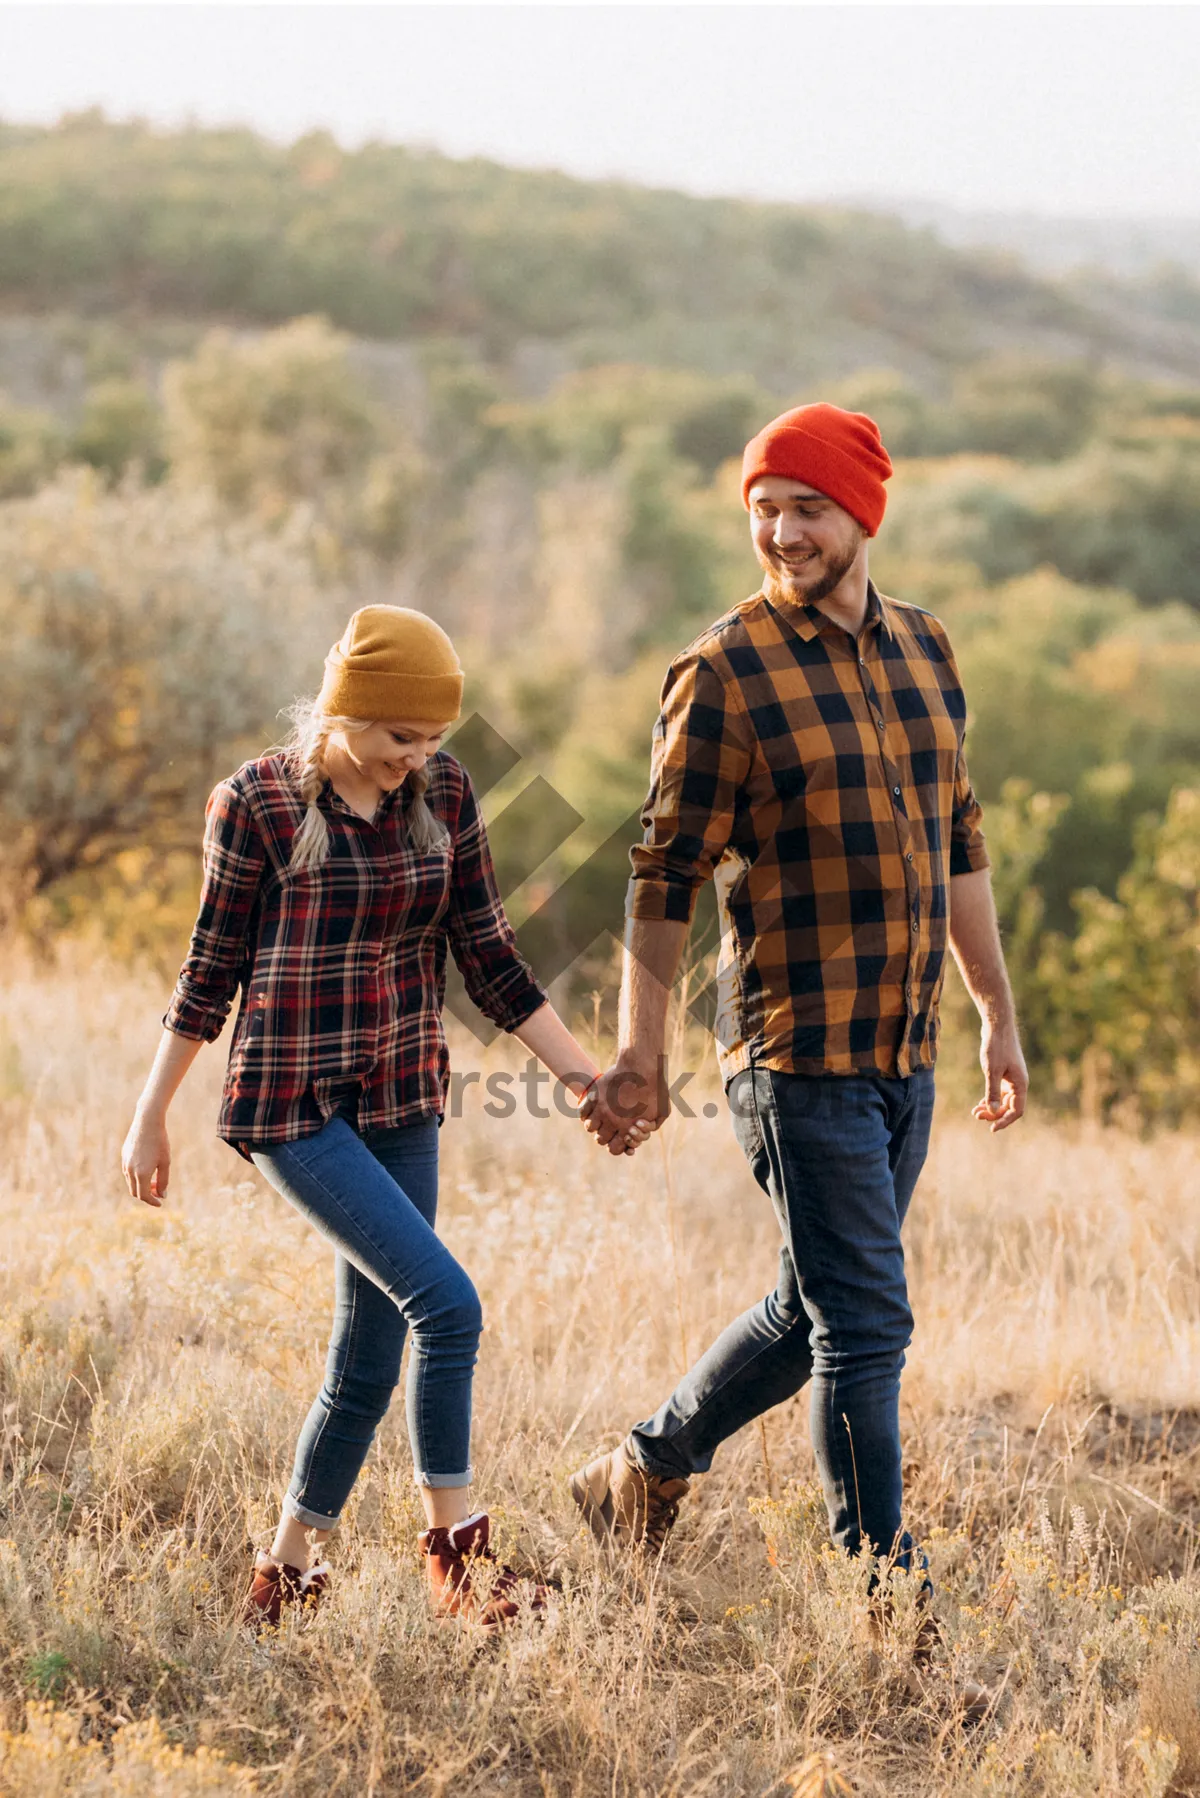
[815,1300,913,1367]
[325,1367,398,1423]
[423,1273,483,1346]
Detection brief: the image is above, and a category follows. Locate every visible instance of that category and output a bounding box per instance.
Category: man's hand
[973,1020,1028,1133]
[580,1055,668,1157]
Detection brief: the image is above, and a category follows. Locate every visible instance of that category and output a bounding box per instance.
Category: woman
[121,604,646,1632]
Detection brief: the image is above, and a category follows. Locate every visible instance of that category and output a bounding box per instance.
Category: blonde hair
[282,697,451,872]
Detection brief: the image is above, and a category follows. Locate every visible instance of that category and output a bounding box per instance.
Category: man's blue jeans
[630,1066,935,1561]
[251,1114,481,1528]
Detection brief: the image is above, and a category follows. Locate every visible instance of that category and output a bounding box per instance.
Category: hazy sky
[3,4,1198,219]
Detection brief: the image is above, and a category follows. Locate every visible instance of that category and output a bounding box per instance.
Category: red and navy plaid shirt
[628,583,990,1081]
[164,751,547,1153]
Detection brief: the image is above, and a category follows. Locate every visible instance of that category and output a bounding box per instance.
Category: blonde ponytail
[281,699,450,871]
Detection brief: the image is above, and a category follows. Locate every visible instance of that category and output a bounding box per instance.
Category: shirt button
[906,851,914,863]
[876,717,885,732]
[893,786,901,798]
[911,920,919,933]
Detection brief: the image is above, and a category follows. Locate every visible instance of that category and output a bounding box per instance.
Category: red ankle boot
[418,1512,548,1631]
[242,1552,330,1631]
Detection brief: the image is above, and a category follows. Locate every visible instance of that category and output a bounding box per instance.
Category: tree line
[3,114,1199,388]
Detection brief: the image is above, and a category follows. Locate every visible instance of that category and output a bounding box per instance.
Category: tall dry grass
[2,953,1200,1796]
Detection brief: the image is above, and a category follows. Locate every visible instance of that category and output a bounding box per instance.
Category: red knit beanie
[740,403,893,536]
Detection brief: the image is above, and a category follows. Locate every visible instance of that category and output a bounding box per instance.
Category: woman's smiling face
[337,719,451,791]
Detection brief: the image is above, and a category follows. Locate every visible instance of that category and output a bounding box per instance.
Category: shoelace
[643,1493,682,1555]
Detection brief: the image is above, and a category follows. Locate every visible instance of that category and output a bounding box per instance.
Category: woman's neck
[324,741,390,823]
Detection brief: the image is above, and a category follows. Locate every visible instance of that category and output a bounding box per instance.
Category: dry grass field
[2,955,1200,1796]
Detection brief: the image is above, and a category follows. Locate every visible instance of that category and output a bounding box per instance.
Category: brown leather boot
[418,1512,548,1631]
[241,1552,330,1631]
[869,1589,994,1726]
[569,1436,690,1556]
[910,1608,995,1725]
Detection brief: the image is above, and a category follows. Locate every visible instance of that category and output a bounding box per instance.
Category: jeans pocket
[726,1069,766,1164]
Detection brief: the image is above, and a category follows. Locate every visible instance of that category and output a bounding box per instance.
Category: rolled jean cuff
[284,1490,341,1531]
[414,1467,473,1490]
[626,1430,691,1482]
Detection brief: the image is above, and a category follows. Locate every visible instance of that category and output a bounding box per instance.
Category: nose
[775,513,810,549]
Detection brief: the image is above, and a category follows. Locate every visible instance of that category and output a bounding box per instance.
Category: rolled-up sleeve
[163,779,266,1042]
[446,772,548,1032]
[627,651,751,923]
[936,627,990,879]
[949,745,990,876]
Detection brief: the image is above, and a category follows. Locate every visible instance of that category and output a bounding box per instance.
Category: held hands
[973,1019,1028,1133]
[121,1110,171,1207]
[579,1056,666,1157]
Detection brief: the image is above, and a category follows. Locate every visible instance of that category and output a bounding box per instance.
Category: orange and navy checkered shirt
[627,583,990,1081]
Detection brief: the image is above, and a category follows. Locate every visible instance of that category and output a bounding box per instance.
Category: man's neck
[812,561,871,637]
[765,555,872,638]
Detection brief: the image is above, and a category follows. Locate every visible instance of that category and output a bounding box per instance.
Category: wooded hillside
[3,114,1200,392]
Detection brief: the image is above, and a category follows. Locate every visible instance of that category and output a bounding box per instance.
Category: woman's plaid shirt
[164,752,547,1153]
[628,584,990,1081]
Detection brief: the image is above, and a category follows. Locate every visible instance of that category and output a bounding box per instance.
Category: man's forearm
[949,867,1029,1128]
[617,915,691,1067]
[947,868,1015,1024]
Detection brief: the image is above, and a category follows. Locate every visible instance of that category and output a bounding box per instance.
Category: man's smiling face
[748,474,867,606]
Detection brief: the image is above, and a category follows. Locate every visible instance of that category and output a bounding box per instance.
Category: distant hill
[2,114,1200,397]
[891,200,1200,280]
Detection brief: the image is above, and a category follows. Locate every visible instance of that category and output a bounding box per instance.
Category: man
[574,402,1026,1577]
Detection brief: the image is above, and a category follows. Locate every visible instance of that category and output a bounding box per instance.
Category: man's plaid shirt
[165,752,547,1153]
[628,582,990,1081]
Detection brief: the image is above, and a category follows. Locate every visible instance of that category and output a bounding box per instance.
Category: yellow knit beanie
[317,606,463,723]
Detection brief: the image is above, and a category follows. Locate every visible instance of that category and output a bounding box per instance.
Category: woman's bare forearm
[511,1002,601,1099]
[136,1029,205,1120]
[124,1029,204,1206]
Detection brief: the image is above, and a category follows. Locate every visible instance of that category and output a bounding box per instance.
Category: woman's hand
[510,1001,654,1152]
[120,1031,205,1205]
[576,1074,655,1156]
[122,1110,172,1207]
[618,1118,654,1155]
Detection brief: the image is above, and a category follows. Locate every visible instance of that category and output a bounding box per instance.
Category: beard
[762,534,863,608]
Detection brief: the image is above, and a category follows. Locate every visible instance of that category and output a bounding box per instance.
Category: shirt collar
[764,579,893,645]
[321,778,409,823]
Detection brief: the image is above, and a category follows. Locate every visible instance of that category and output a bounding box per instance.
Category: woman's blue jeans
[251,1114,481,1528]
[630,1066,935,1563]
